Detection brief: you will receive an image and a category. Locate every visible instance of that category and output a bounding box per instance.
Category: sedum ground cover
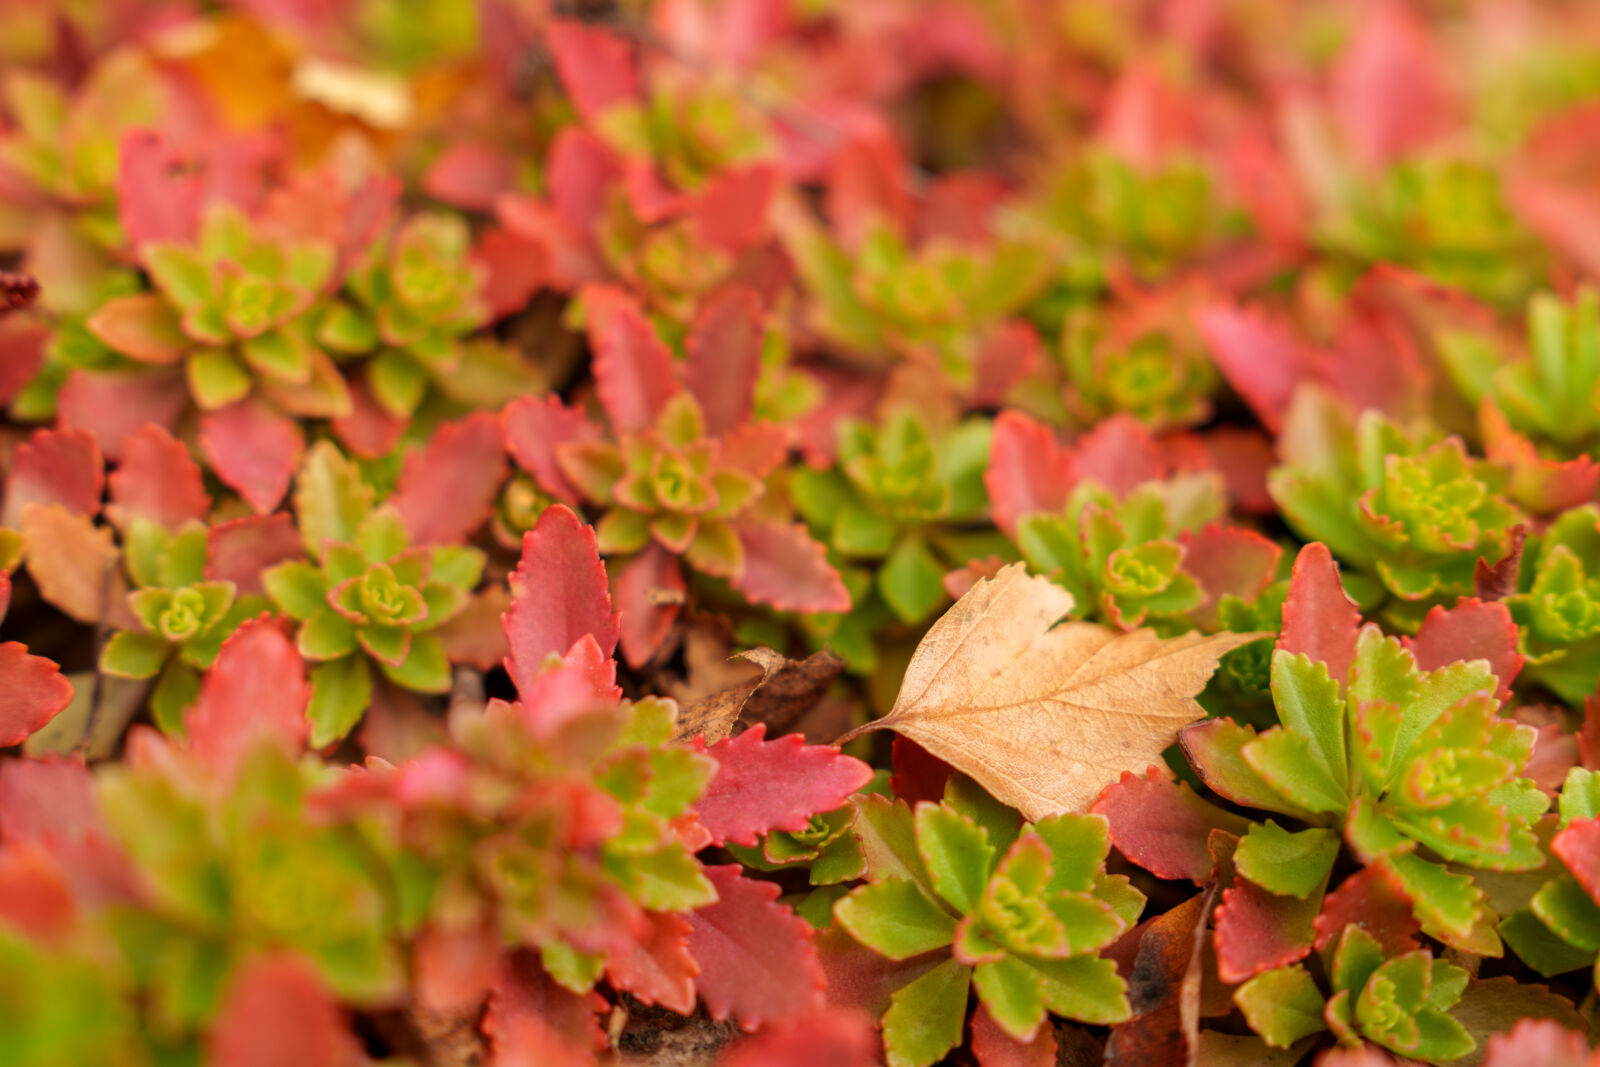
[8,0,1600,1064]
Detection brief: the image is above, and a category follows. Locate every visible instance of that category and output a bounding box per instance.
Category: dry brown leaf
[838,563,1262,821]
[672,646,846,744]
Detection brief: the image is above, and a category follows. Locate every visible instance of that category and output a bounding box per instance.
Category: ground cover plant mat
[8,0,1600,1064]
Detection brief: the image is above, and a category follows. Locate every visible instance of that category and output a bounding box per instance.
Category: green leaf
[606,845,715,912]
[100,630,170,679]
[881,959,971,1067]
[1032,813,1111,895]
[1501,906,1599,976]
[1531,875,1600,953]
[298,609,358,661]
[1381,853,1489,951]
[1026,954,1130,1024]
[1270,651,1346,784]
[1235,822,1340,899]
[835,879,959,960]
[1235,966,1327,1048]
[307,656,373,748]
[541,940,607,994]
[914,804,994,915]
[1242,729,1349,815]
[853,796,937,893]
[159,526,211,589]
[370,348,428,416]
[972,956,1046,1041]
[186,347,252,410]
[833,505,897,557]
[295,441,375,558]
[1560,767,1600,826]
[879,538,948,624]
[380,632,451,693]
[151,658,201,735]
[262,561,328,620]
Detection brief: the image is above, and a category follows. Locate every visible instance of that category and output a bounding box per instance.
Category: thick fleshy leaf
[85,294,186,364]
[685,287,763,435]
[546,19,639,121]
[1479,1019,1592,1067]
[970,999,1057,1067]
[207,955,358,1067]
[106,424,210,532]
[1179,524,1282,629]
[186,618,308,782]
[1092,767,1252,885]
[504,505,619,695]
[585,285,680,433]
[1403,599,1521,704]
[1213,876,1320,984]
[0,317,48,407]
[1071,415,1165,496]
[1553,818,1600,905]
[21,505,124,625]
[1195,303,1309,434]
[686,865,825,1027]
[206,514,303,597]
[1277,542,1360,689]
[389,413,507,546]
[691,725,873,847]
[200,399,305,514]
[56,368,189,462]
[970,321,1042,409]
[4,427,103,527]
[729,520,851,613]
[613,543,685,669]
[1233,966,1327,1049]
[0,643,75,747]
[118,130,202,248]
[502,394,605,503]
[984,409,1076,539]
[882,957,972,1067]
[603,910,698,1013]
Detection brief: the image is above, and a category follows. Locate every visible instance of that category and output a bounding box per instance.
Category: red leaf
[547,128,622,232]
[473,225,547,320]
[330,374,407,459]
[1580,696,1600,770]
[605,910,699,1013]
[1278,542,1361,688]
[1553,819,1600,905]
[423,141,517,213]
[690,164,779,252]
[206,514,303,597]
[0,272,39,315]
[106,424,210,532]
[390,413,507,546]
[546,19,639,122]
[485,953,608,1067]
[85,294,185,364]
[1481,1019,1594,1067]
[1072,414,1165,495]
[0,844,76,941]
[186,618,308,782]
[502,394,606,503]
[1312,866,1419,955]
[1404,599,1522,703]
[208,955,360,1067]
[414,921,501,1016]
[614,543,685,669]
[985,410,1075,539]
[1212,876,1318,984]
[0,644,74,747]
[0,757,102,845]
[687,865,825,1027]
[686,287,763,436]
[1178,524,1282,630]
[719,1010,881,1067]
[56,368,188,462]
[1194,302,1310,434]
[970,321,1042,408]
[692,725,872,847]
[1168,427,1276,515]
[200,399,305,514]
[435,587,513,672]
[1508,103,1600,281]
[586,284,681,433]
[718,421,789,480]
[4,427,103,527]
[1092,767,1252,885]
[971,1000,1058,1067]
[729,521,850,613]
[1330,1,1455,171]
[0,317,48,407]
[117,130,201,249]
[891,736,955,806]
[1482,403,1600,517]
[826,136,912,250]
[503,506,619,696]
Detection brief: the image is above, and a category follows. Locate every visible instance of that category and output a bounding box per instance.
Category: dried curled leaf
[841,564,1262,821]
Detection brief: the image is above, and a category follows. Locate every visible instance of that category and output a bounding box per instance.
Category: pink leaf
[614,543,685,669]
[985,410,1075,538]
[1178,524,1283,630]
[825,136,912,250]
[1092,767,1252,885]
[1194,302,1310,434]
[0,317,48,407]
[186,618,308,782]
[6,427,103,528]
[0,644,74,747]
[546,19,640,122]
[1508,104,1600,281]
[502,394,606,503]
[206,514,303,597]
[604,910,699,1013]
[1481,1020,1594,1067]
[970,321,1042,408]
[56,368,188,462]
[414,921,501,1016]
[685,287,763,436]
[423,141,517,213]
[729,521,850,613]
[692,725,873,847]
[1212,875,1318,984]
[687,865,825,1027]
[718,421,790,480]
[389,413,507,546]
[1330,1,1455,171]
[330,374,407,459]
[1553,819,1600,905]
[971,1000,1058,1067]
[1072,414,1165,496]
[586,284,681,433]
[0,757,101,845]
[485,953,608,1067]
[208,955,359,1067]
[118,130,201,249]
[1278,542,1361,688]
[435,587,513,672]
[690,164,779,252]
[473,225,547,321]
[719,1010,880,1067]
[546,128,622,233]
[503,506,619,695]
[1482,403,1600,517]
[1404,599,1522,703]
[0,844,76,941]
[199,399,305,514]
[106,424,210,532]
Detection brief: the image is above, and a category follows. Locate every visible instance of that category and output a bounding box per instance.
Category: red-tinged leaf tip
[692,725,872,847]
[1482,404,1600,516]
[117,130,201,249]
[585,284,681,433]
[1278,542,1361,687]
[1211,876,1317,984]
[1194,302,1310,434]
[56,368,189,462]
[971,1000,1058,1067]
[208,955,359,1067]
[690,164,779,252]
[1092,767,1252,885]
[0,644,74,748]
[206,513,304,597]
[1312,866,1419,955]
[1553,819,1600,905]
[1178,524,1283,630]
[486,953,608,1067]
[728,521,851,614]
[106,424,210,532]
[503,506,619,696]
[719,1010,881,1067]
[604,910,700,1014]
[1404,599,1522,703]
[186,618,308,781]
[200,400,305,514]
[686,287,763,436]
[614,543,685,669]
[546,19,640,122]
[390,413,507,546]
[501,394,605,503]
[985,410,1075,538]
[687,865,825,1027]
[3,426,104,528]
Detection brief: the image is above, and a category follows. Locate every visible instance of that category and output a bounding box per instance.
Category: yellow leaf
[841,563,1263,821]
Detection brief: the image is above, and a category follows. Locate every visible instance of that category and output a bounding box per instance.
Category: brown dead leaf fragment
[672,648,846,744]
[839,564,1261,821]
